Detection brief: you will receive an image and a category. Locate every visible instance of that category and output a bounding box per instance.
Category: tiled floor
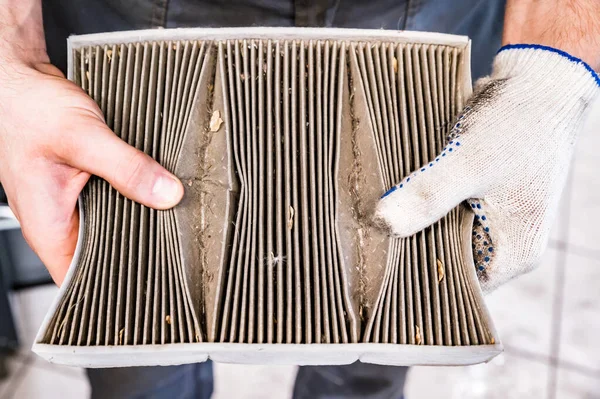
[1,103,599,399]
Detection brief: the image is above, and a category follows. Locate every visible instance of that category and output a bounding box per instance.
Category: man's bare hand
[0,56,184,286]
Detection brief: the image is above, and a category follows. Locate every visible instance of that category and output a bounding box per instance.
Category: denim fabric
[402,0,506,82]
[42,0,161,73]
[293,361,408,399]
[42,0,505,79]
[40,1,505,397]
[86,362,214,399]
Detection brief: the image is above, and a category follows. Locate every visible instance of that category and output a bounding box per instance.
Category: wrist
[0,0,48,65]
[492,45,599,107]
[503,0,600,71]
[501,38,600,73]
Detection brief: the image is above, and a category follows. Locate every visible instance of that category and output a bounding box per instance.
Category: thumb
[60,117,184,210]
[373,143,476,237]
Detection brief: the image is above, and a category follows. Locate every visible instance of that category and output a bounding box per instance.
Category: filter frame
[33,27,502,368]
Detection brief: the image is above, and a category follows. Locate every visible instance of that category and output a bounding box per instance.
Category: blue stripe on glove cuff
[498,44,600,87]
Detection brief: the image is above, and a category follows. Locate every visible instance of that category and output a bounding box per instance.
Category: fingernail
[151,174,183,207]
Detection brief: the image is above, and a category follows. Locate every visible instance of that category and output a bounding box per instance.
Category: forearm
[503,0,600,70]
[0,0,47,64]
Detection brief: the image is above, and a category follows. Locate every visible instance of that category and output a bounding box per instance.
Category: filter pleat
[247,39,259,344]
[321,41,339,344]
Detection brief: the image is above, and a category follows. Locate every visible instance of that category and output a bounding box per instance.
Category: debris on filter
[106,49,113,62]
[85,70,90,82]
[118,328,124,345]
[270,252,285,266]
[415,325,422,345]
[437,259,444,283]
[210,110,223,132]
[392,57,398,73]
[490,337,495,345]
[56,319,68,338]
[288,206,295,230]
[165,315,171,325]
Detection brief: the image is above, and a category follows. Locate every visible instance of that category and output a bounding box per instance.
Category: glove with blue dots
[374,44,600,293]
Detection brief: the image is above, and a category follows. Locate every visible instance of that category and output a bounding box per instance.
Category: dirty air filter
[33,28,502,368]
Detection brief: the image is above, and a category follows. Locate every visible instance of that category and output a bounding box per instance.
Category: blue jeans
[42,1,505,397]
[85,361,409,399]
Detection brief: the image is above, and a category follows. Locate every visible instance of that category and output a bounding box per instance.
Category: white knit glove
[374,44,600,293]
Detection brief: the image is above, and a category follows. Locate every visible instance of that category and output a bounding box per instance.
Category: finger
[373,140,476,237]
[471,198,550,294]
[469,198,500,293]
[43,208,79,286]
[60,117,184,210]
[14,167,87,286]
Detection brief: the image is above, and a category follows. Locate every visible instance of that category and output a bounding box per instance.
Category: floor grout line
[547,253,565,399]
[555,360,600,379]
[547,240,567,251]
[0,356,33,399]
[506,344,600,378]
[503,344,551,364]
[557,242,600,262]
[26,357,86,380]
[0,354,87,399]
[546,170,575,399]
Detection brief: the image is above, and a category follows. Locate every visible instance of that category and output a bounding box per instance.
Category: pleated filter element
[214,40,357,345]
[34,28,501,368]
[352,43,492,346]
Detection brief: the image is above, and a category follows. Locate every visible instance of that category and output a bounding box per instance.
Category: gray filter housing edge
[33,27,502,368]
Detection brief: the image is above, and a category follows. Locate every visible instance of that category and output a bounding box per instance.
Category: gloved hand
[374,44,600,293]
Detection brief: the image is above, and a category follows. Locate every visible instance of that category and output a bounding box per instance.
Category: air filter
[33,28,502,368]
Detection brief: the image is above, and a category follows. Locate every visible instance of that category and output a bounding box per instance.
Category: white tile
[549,178,572,244]
[10,285,58,355]
[10,362,90,399]
[578,98,600,159]
[9,285,86,377]
[567,158,600,254]
[405,353,549,399]
[0,355,27,398]
[556,368,600,399]
[485,248,559,357]
[213,364,297,399]
[560,252,600,372]
[29,356,88,380]
[8,285,89,390]
[567,99,600,253]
